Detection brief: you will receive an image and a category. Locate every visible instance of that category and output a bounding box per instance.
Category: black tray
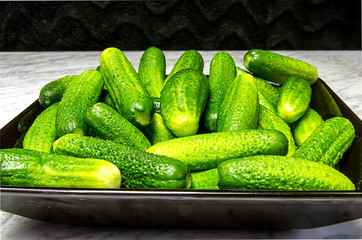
[1,79,361,229]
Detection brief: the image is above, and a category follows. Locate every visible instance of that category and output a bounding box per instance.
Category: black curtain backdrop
[0,0,361,51]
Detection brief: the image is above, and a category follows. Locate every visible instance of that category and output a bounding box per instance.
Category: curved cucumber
[100,47,153,129]
[203,51,236,132]
[244,49,318,85]
[161,68,209,137]
[85,102,151,151]
[143,113,175,145]
[147,129,288,171]
[218,155,355,190]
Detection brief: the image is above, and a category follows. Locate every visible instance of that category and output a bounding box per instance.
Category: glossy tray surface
[1,79,362,229]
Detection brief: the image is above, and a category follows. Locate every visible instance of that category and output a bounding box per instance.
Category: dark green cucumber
[143,113,175,145]
[147,129,288,171]
[85,102,151,151]
[39,75,77,108]
[187,168,219,190]
[138,46,166,99]
[277,76,312,124]
[17,104,44,133]
[56,70,104,137]
[244,49,319,85]
[218,155,355,191]
[163,50,204,86]
[53,134,189,189]
[203,51,236,132]
[161,68,209,137]
[292,108,324,146]
[100,47,153,129]
[292,117,355,168]
[217,72,259,132]
[23,102,59,153]
[0,148,121,188]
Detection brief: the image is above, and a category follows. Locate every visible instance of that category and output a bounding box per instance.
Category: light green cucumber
[161,68,209,137]
[187,168,219,190]
[143,113,175,145]
[292,117,355,167]
[147,129,288,171]
[203,51,236,132]
[243,49,319,85]
[218,155,355,190]
[85,102,151,151]
[217,72,259,132]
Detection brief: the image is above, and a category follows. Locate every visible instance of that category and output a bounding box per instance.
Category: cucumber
[217,72,259,132]
[85,102,151,151]
[99,89,116,109]
[53,134,189,189]
[243,49,319,85]
[17,104,44,133]
[39,75,77,108]
[146,129,288,171]
[161,68,209,137]
[100,47,153,129]
[257,105,297,156]
[163,50,204,86]
[187,168,219,190]
[292,108,324,146]
[138,46,166,99]
[258,91,277,113]
[56,70,104,137]
[277,76,312,124]
[23,102,59,153]
[218,155,355,190]
[292,117,355,168]
[203,51,236,132]
[0,148,121,188]
[143,113,175,145]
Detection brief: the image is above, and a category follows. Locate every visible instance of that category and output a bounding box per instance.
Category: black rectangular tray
[1,78,361,229]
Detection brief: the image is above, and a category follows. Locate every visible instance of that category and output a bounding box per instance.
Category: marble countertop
[1,50,361,239]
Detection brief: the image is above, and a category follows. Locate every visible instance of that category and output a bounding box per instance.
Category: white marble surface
[1,50,361,239]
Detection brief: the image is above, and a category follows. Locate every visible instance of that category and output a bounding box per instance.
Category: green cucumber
[56,70,104,137]
[258,91,277,113]
[163,50,204,86]
[100,47,153,129]
[138,46,166,99]
[187,168,219,190]
[203,51,236,132]
[85,102,151,151]
[143,113,175,145]
[217,72,259,132]
[0,148,121,188]
[23,102,59,153]
[218,155,355,190]
[39,75,77,108]
[17,104,44,133]
[243,49,319,85]
[292,108,324,146]
[146,129,288,171]
[53,134,189,189]
[292,117,355,168]
[257,105,297,156]
[161,68,209,137]
[99,89,116,109]
[277,76,312,124]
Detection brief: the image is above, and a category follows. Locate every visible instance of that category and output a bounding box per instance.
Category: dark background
[0,0,361,51]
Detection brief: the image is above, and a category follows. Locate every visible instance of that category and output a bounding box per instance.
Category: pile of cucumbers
[0,48,356,191]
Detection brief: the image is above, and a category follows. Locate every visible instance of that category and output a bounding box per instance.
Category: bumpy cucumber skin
[217,73,259,132]
[53,134,189,189]
[277,76,312,124]
[146,129,288,171]
[203,51,236,132]
[161,68,209,137]
[56,70,104,137]
[23,102,59,153]
[292,108,324,146]
[143,113,175,145]
[39,75,77,108]
[163,50,204,86]
[188,168,219,190]
[100,47,153,129]
[138,46,166,99]
[258,105,297,156]
[292,117,355,168]
[218,155,355,191]
[0,148,121,188]
[85,102,151,151]
[244,49,319,85]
